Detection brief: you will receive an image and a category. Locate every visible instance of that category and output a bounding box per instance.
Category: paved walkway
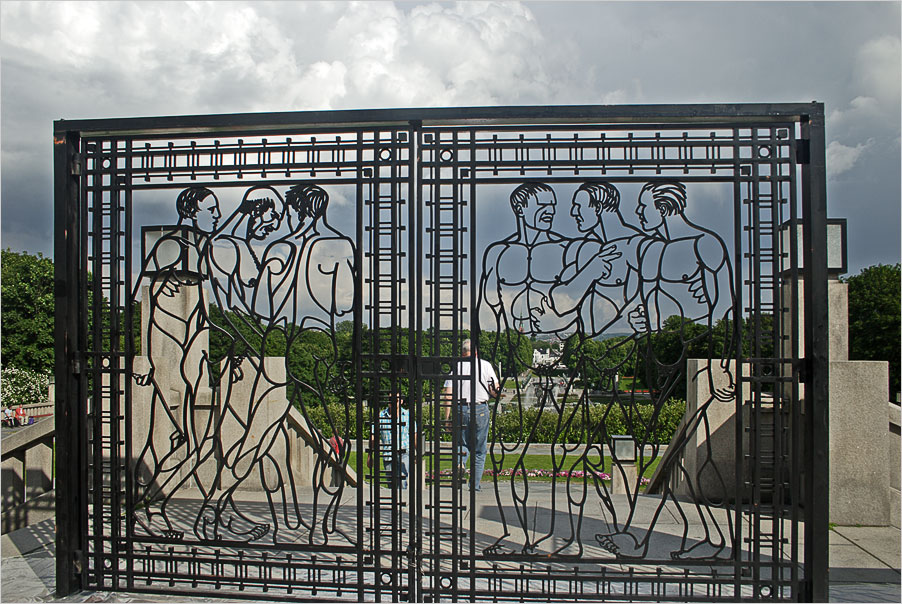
[2,515,898,602]
[0,490,902,602]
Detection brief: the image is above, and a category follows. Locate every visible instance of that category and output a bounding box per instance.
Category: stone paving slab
[1,548,55,602]
[2,497,900,602]
[829,582,902,603]
[833,526,902,570]
[2,519,56,560]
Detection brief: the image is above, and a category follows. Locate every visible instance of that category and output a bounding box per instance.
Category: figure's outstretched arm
[693,235,736,401]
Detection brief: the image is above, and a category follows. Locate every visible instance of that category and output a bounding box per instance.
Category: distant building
[532,339,566,369]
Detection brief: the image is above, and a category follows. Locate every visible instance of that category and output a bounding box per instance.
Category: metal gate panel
[54,105,828,601]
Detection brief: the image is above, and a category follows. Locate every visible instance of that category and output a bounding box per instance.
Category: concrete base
[611,462,637,495]
[660,359,744,502]
[830,360,892,526]
[890,402,901,529]
[0,490,55,535]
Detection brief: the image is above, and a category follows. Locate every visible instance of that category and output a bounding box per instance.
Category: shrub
[1,366,51,407]
[490,398,686,444]
[300,398,687,446]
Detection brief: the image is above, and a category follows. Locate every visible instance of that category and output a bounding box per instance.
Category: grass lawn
[348,451,660,482]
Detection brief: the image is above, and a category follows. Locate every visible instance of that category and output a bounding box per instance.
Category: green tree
[1,250,55,373]
[844,263,901,397]
[480,328,533,379]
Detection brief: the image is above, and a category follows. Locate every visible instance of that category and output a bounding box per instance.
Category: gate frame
[53,103,829,601]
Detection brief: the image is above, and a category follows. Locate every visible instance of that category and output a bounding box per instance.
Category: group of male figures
[134,182,354,544]
[478,180,736,560]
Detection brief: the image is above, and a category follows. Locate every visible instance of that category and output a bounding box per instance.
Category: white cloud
[827,139,875,177]
[827,35,901,139]
[1,1,899,274]
[855,35,901,106]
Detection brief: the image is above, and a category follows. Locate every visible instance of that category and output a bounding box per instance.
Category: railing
[890,401,900,528]
[18,401,55,421]
[1,417,55,533]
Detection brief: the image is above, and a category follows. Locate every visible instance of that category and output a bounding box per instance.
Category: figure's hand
[529,301,546,333]
[628,307,648,334]
[711,362,735,401]
[688,277,707,304]
[156,279,181,298]
[713,385,735,402]
[597,243,623,280]
[230,356,245,383]
[134,370,154,386]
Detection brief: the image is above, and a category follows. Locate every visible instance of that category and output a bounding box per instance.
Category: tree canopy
[844,263,900,397]
[1,249,55,374]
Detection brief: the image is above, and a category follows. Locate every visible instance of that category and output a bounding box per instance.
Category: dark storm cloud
[1,1,898,274]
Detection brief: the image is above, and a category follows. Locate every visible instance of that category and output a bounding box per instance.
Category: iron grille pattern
[53,105,828,602]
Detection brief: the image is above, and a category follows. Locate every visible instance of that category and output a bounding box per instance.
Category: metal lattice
[53,105,829,602]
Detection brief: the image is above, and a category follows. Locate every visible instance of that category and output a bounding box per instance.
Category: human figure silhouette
[479,183,621,555]
[207,184,355,544]
[133,186,221,540]
[595,181,736,561]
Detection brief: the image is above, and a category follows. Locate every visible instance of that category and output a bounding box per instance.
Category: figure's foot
[203,518,270,543]
[245,522,270,541]
[482,543,515,556]
[134,511,183,541]
[670,540,725,561]
[196,505,270,543]
[595,531,646,559]
[222,512,270,542]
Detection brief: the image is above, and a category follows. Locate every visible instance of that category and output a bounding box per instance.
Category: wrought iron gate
[54,105,829,601]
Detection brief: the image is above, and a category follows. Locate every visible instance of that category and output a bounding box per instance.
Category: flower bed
[426,467,651,485]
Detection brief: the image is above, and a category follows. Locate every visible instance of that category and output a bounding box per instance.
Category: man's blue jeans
[384,453,409,489]
[459,403,489,491]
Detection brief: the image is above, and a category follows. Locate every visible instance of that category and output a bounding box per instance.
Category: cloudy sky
[1,1,899,276]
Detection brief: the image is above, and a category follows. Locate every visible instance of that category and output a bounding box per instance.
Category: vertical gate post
[53,125,85,596]
[800,103,829,601]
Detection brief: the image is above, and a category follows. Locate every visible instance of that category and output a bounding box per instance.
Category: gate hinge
[70,153,83,176]
[73,549,85,573]
[796,139,810,165]
[70,354,83,376]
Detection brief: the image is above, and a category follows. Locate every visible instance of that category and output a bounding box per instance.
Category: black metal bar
[123,139,136,592]
[730,128,744,598]
[54,104,814,137]
[89,140,105,589]
[468,127,479,602]
[407,120,421,603]
[354,129,366,603]
[800,104,829,602]
[52,104,824,602]
[54,127,85,597]
[787,125,802,600]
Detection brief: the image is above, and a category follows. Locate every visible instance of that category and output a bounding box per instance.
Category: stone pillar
[782,276,893,525]
[671,360,747,502]
[611,462,637,496]
[889,402,901,528]
[780,278,849,362]
[1,454,24,532]
[25,440,53,499]
[828,360,891,525]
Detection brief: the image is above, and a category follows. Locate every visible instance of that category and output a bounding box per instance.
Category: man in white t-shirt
[442,339,499,491]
